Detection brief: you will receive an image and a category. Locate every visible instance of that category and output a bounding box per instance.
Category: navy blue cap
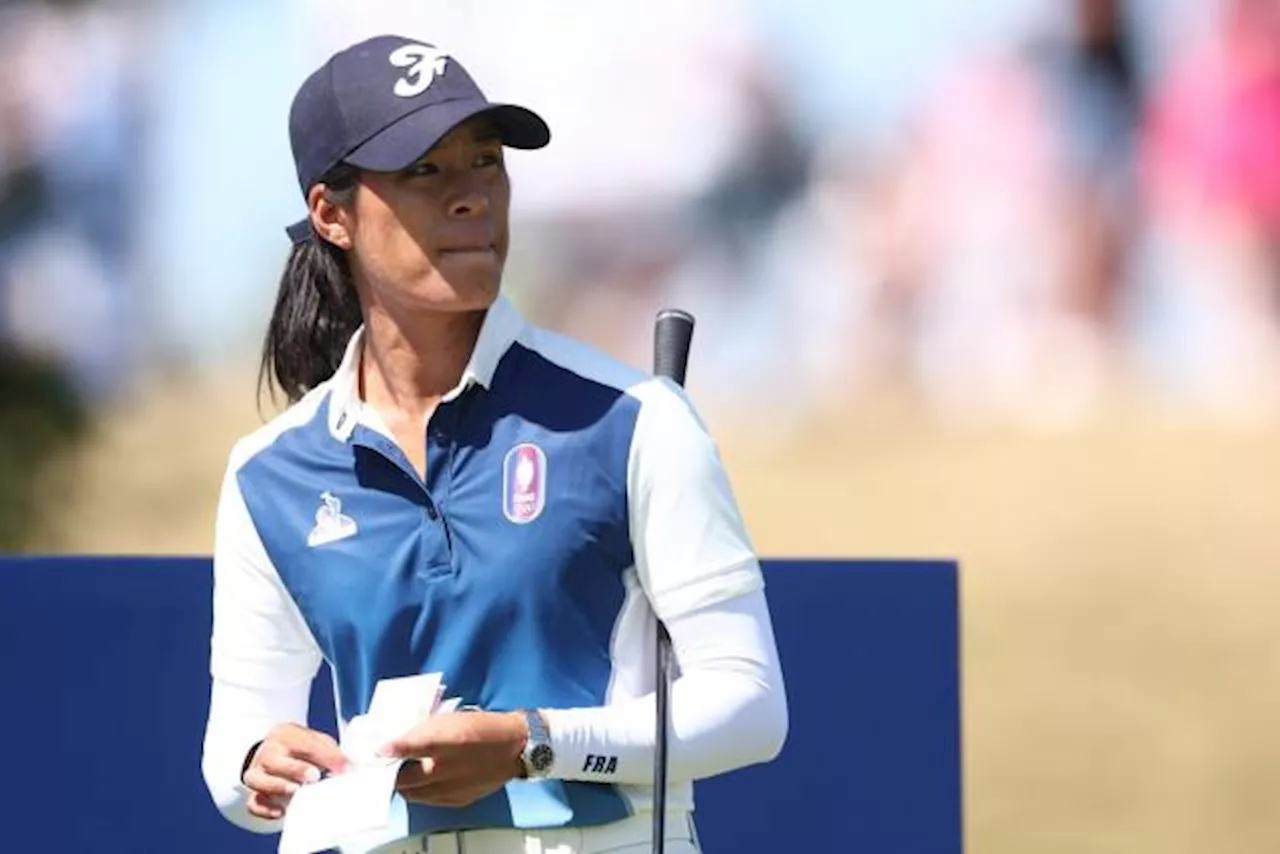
[285,35,550,243]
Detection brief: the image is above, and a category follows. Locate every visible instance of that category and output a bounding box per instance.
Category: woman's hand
[241,723,350,820]
[381,711,528,808]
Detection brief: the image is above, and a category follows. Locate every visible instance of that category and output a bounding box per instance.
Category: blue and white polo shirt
[207,294,764,840]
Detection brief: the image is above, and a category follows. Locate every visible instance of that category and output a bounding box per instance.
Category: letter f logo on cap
[390,43,449,98]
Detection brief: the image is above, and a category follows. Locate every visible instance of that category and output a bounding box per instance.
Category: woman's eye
[407,162,439,177]
[476,151,502,168]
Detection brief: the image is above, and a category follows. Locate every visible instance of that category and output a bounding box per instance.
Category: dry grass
[29,366,1280,854]
[751,410,1280,854]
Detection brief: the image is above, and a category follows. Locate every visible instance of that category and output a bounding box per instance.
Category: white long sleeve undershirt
[202,677,309,834]
[543,587,787,784]
[201,587,787,832]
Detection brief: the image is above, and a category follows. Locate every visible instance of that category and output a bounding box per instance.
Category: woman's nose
[449,189,489,218]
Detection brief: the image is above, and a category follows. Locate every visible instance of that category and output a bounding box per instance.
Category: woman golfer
[200,34,788,854]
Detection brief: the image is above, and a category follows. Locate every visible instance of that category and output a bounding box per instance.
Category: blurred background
[2,0,1279,850]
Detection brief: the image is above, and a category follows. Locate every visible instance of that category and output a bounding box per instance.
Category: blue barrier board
[0,557,961,852]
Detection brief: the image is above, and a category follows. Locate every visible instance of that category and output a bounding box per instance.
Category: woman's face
[319,117,512,315]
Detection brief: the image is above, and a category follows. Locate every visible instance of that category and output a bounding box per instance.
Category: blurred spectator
[689,62,815,267]
[1035,0,1144,347]
[0,0,149,403]
[820,1,1156,428]
[646,51,823,418]
[867,38,1091,425]
[1133,0,1280,418]
[0,0,149,549]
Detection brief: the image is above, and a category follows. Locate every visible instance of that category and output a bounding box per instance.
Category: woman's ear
[307,183,354,250]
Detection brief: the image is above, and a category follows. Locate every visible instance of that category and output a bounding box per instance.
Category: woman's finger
[246,790,288,820]
[242,766,301,799]
[286,728,351,775]
[380,714,461,759]
[258,752,323,786]
[395,757,436,791]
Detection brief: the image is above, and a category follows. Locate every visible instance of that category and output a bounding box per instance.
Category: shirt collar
[326,293,526,441]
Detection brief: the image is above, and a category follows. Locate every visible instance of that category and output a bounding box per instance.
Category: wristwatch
[518,708,555,778]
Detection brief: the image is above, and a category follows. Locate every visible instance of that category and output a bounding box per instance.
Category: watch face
[530,743,555,772]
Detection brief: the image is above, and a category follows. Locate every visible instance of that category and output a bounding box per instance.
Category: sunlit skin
[309,117,512,480]
[314,117,512,315]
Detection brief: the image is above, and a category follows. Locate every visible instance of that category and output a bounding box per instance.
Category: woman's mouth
[438,244,495,257]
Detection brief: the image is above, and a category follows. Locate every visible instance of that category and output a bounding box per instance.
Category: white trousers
[368,812,701,854]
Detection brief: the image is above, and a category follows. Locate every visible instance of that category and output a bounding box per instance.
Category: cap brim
[344,99,550,172]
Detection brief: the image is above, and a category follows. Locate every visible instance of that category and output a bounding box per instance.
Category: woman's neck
[357,304,487,417]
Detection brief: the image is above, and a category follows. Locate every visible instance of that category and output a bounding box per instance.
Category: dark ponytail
[258,166,362,407]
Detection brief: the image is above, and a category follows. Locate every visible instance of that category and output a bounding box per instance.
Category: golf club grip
[651,308,694,854]
[653,309,694,388]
